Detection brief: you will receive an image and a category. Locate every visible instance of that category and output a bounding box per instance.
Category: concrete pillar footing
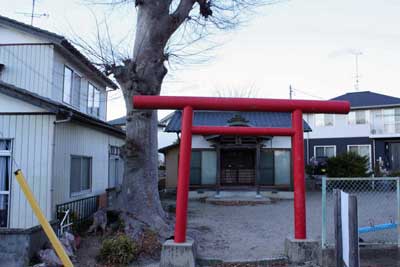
[284,237,320,264]
[160,239,196,267]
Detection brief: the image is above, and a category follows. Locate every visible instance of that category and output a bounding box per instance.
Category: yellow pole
[14,169,73,267]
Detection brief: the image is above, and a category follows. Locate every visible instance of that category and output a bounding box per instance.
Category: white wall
[52,122,124,213]
[304,113,370,139]
[0,92,45,113]
[0,44,54,98]
[0,112,55,229]
[192,135,214,148]
[0,24,45,44]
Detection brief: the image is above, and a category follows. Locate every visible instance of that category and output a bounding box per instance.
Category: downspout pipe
[51,111,73,224]
[54,111,73,124]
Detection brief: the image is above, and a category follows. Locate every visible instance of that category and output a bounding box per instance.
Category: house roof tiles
[165,111,312,132]
[331,91,400,109]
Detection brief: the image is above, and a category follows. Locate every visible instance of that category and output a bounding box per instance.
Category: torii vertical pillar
[292,109,306,239]
[174,106,193,243]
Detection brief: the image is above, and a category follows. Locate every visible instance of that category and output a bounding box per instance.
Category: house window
[274,150,291,185]
[108,146,123,188]
[108,157,123,188]
[348,145,371,168]
[63,66,73,104]
[0,140,11,228]
[190,151,201,185]
[72,73,81,107]
[314,145,336,160]
[88,83,100,117]
[315,114,334,127]
[259,149,291,186]
[348,110,368,125]
[70,156,92,195]
[63,66,81,107]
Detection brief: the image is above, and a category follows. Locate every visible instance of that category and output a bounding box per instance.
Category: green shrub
[388,171,400,177]
[326,152,369,177]
[98,234,138,265]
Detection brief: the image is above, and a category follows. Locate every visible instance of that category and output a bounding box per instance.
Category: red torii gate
[133,96,350,243]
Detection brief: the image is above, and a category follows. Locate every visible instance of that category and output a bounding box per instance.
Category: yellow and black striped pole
[14,169,73,267]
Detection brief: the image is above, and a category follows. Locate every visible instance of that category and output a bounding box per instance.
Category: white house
[304,91,400,173]
[0,15,125,234]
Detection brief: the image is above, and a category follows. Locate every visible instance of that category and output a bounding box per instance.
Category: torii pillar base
[160,239,196,267]
[285,237,320,264]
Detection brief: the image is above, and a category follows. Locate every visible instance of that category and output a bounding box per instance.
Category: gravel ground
[185,191,397,262]
[185,192,323,261]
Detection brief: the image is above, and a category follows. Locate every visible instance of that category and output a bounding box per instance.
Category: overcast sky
[2,0,400,120]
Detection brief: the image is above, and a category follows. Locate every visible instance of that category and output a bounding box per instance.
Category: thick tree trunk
[110,0,194,239]
[111,4,173,238]
[114,73,172,238]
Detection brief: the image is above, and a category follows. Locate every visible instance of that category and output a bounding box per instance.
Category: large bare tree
[80,0,277,237]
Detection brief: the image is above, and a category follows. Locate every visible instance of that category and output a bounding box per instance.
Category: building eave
[350,104,400,110]
[0,81,125,138]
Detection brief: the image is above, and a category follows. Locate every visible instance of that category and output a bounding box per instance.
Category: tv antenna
[16,0,49,26]
[350,50,363,91]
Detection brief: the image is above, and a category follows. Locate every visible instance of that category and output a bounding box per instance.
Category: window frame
[108,145,122,189]
[0,139,12,228]
[72,72,82,108]
[347,144,372,169]
[87,82,101,117]
[348,110,368,125]
[62,65,73,105]
[315,114,334,127]
[70,155,92,197]
[314,145,336,159]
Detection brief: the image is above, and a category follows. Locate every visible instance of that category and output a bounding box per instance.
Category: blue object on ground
[358,223,398,234]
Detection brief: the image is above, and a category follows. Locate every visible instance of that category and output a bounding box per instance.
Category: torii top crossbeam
[133,95,350,243]
[134,95,349,113]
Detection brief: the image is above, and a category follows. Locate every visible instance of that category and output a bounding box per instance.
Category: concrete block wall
[0,220,58,267]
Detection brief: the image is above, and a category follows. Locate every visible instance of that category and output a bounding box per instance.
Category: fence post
[348,194,360,267]
[321,175,327,248]
[397,177,400,248]
[334,189,342,267]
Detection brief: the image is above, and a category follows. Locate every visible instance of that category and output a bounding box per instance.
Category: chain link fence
[321,177,400,248]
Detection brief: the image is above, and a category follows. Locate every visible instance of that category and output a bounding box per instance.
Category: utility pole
[289,85,293,99]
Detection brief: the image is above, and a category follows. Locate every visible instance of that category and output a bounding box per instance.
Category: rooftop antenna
[16,0,49,26]
[30,0,36,25]
[351,50,363,91]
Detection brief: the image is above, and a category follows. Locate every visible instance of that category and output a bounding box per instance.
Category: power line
[290,86,325,100]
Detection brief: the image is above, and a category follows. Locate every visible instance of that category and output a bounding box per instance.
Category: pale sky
[2,0,400,120]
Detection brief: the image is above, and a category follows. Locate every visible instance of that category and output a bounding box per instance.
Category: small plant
[326,152,369,177]
[98,234,138,265]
